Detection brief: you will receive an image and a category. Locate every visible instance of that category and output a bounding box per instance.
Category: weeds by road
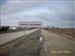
[0,30,42,56]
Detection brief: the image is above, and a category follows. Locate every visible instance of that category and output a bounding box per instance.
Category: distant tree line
[45,26,75,30]
[0,26,9,32]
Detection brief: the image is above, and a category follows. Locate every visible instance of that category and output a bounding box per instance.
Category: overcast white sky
[0,0,75,28]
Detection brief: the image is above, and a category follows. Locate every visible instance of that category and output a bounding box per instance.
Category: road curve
[40,29,75,56]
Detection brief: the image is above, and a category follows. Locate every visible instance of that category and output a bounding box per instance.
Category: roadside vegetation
[45,28,75,40]
[0,30,43,56]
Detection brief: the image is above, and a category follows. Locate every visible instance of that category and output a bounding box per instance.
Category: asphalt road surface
[0,29,39,46]
[40,29,75,56]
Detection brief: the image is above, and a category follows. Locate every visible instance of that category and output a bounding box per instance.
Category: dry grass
[48,29,75,40]
[0,30,42,56]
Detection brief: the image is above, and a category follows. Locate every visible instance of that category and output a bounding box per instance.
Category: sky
[0,0,75,28]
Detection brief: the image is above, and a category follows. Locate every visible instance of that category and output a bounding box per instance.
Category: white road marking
[44,45,47,51]
[40,37,43,42]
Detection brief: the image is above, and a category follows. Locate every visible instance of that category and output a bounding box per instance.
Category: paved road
[0,29,39,46]
[40,30,75,56]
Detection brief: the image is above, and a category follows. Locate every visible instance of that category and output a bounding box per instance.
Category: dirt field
[47,29,75,40]
[40,29,74,56]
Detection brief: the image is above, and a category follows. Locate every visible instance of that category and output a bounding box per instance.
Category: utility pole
[0,9,1,28]
[0,18,1,27]
[24,27,25,36]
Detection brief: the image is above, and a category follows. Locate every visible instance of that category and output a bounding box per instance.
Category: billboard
[19,21,42,28]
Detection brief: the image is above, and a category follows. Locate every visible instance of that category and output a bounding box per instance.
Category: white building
[9,26,17,29]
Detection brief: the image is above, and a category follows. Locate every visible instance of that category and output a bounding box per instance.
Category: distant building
[9,26,17,29]
[19,21,42,28]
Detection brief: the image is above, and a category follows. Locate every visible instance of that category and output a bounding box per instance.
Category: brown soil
[48,29,75,40]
